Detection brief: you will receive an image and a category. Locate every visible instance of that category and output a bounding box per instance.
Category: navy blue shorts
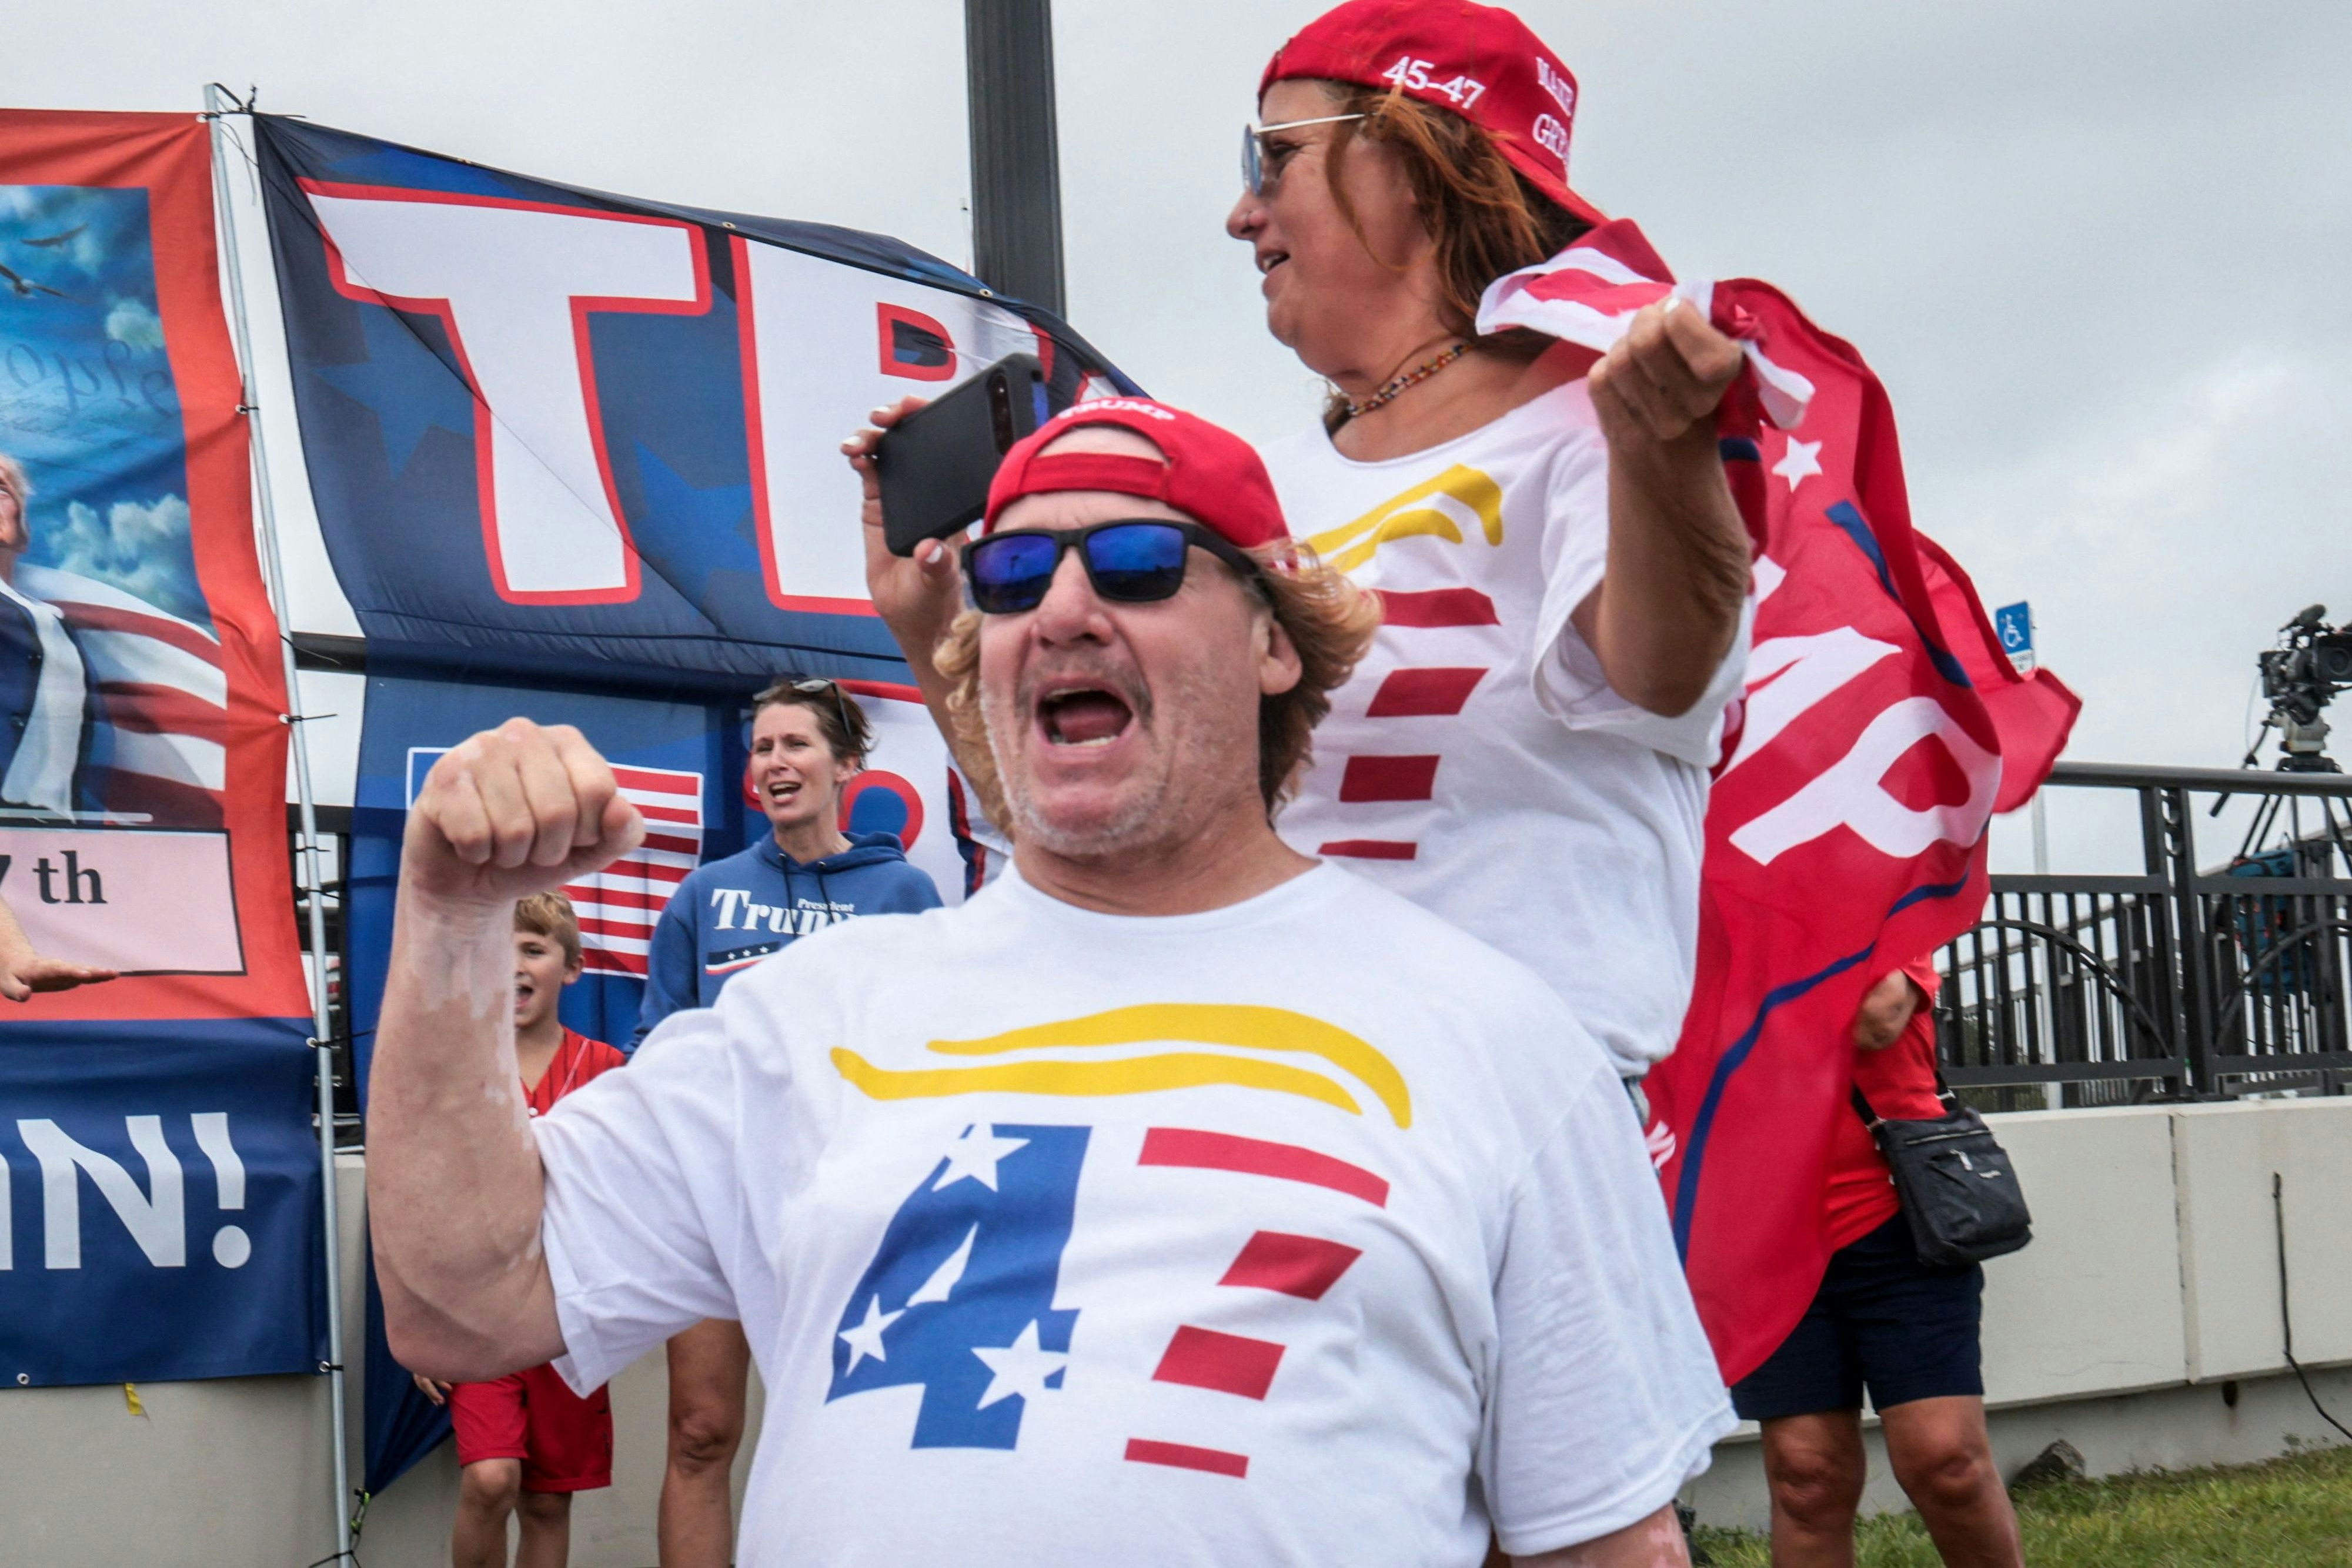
[1731,1213,1984,1422]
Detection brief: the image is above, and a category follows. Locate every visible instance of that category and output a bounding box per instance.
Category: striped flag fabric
[1479,222,2077,1381]
[560,763,704,978]
[18,562,229,827]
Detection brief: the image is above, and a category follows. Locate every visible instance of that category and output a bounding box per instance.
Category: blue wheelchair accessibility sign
[1994,602,2034,671]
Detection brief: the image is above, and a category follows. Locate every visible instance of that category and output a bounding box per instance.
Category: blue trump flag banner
[0,112,323,1386]
[264,112,1115,1492]
[251,113,1135,687]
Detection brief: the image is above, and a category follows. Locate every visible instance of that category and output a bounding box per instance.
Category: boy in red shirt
[413,892,626,1568]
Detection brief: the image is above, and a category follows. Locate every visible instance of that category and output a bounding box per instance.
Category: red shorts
[447,1363,613,1493]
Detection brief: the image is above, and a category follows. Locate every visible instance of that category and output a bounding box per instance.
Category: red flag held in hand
[1484,234,2075,1383]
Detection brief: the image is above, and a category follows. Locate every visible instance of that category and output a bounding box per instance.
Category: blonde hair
[513,890,582,971]
[0,452,30,506]
[932,540,1380,831]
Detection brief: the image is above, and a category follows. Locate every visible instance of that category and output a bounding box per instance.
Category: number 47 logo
[1382,56,1486,108]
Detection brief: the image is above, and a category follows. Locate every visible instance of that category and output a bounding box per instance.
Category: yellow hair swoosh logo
[1304,464,1503,574]
[831,1003,1411,1128]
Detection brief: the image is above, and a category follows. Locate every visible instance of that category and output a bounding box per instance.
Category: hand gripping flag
[1481,222,2079,1381]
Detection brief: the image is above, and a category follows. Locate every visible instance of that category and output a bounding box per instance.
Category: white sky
[9,0,2350,868]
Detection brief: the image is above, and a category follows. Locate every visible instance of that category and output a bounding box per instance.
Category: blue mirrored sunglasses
[964,519,1262,614]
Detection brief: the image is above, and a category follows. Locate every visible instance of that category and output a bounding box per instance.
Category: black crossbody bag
[1850,1073,2033,1269]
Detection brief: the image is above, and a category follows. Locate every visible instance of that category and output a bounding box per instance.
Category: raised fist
[1587,295,1744,452]
[402,719,644,912]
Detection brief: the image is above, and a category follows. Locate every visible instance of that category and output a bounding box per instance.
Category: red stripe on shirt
[1338,755,1439,803]
[1218,1231,1362,1301]
[1124,1439,1248,1478]
[1138,1128,1388,1207]
[1152,1325,1284,1400]
[1317,839,1417,861]
[1364,667,1486,717]
[1374,587,1499,627]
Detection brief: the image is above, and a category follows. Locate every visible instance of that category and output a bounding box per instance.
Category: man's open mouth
[1037,685,1135,748]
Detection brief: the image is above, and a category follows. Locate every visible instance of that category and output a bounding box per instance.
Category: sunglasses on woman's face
[963,519,1264,615]
[1240,112,1365,198]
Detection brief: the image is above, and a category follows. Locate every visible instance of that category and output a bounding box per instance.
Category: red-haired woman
[1229,0,1752,1096]
[1234,8,2021,1566]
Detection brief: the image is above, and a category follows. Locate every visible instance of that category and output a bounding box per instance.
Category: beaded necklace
[1344,341,1471,420]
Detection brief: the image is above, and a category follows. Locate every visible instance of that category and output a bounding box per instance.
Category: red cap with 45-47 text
[984,397,1291,550]
[1261,0,1605,226]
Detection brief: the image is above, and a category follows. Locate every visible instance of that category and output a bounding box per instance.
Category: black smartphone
[877,352,1048,557]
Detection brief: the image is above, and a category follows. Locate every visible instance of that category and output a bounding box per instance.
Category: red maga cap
[983,397,1290,550]
[1260,0,1605,226]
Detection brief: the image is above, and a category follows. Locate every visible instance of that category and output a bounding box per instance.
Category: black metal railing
[1935,763,2352,1107]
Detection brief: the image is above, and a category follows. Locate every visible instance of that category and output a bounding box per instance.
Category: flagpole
[203,83,356,1568]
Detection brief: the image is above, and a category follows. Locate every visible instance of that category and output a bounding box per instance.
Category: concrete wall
[6,1103,2352,1560]
[1686,1096,2352,1534]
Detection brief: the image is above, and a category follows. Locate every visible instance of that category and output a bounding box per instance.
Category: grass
[1690,1442,2352,1567]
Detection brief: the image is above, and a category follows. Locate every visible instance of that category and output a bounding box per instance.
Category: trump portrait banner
[0,111,322,1385]
[1482,222,2079,1382]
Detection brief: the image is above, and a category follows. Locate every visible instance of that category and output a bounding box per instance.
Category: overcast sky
[10,0,2349,867]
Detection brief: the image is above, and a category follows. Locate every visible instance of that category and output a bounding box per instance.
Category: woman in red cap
[1234,9,2022,1568]
[1226,0,1753,1100]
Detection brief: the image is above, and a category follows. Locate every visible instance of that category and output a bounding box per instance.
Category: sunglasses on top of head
[769,674,854,734]
[1240,112,1365,197]
[963,519,1265,615]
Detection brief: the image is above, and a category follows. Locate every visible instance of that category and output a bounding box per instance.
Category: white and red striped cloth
[1475,218,1816,432]
[561,763,704,977]
[16,562,229,825]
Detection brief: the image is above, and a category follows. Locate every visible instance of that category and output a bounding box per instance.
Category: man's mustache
[1014,655,1155,726]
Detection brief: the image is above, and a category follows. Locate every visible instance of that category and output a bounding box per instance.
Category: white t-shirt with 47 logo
[1261,380,1750,1078]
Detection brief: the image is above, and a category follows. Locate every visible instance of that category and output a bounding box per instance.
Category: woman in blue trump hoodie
[633,678,942,1038]
[633,676,940,1566]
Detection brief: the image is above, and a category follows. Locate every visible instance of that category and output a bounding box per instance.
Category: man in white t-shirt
[369,397,1733,1566]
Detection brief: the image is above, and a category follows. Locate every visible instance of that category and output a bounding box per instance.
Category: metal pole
[2032,791,2050,875]
[964,0,1066,315]
[203,85,355,1566]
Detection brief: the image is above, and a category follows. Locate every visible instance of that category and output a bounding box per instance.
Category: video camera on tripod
[2250,604,2352,773]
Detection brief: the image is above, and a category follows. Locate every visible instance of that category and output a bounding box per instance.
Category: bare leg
[1758,1410,1867,1568]
[514,1490,573,1568]
[1880,1396,2022,1568]
[660,1319,751,1568]
[453,1459,522,1568]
